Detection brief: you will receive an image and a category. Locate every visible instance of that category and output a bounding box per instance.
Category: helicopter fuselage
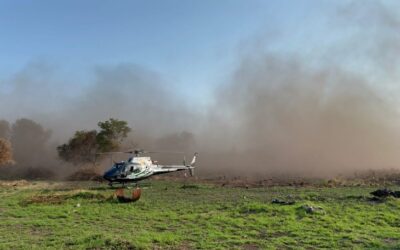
[103,154,196,184]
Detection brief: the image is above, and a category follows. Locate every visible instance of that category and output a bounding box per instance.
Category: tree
[57,118,131,166]
[11,118,51,166]
[97,118,131,152]
[0,138,14,166]
[57,130,98,165]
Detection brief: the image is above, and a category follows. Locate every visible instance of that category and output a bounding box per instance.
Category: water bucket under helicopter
[115,187,142,203]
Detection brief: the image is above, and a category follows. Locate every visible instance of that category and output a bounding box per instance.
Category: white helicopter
[102,149,197,186]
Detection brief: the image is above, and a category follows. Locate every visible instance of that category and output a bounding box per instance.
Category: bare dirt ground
[154,169,400,188]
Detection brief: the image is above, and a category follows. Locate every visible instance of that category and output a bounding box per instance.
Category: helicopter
[102,149,198,186]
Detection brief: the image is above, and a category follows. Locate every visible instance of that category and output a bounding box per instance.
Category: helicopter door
[128,163,142,174]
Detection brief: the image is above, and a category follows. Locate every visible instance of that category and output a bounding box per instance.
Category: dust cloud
[196,2,400,177]
[199,55,400,177]
[1,2,400,178]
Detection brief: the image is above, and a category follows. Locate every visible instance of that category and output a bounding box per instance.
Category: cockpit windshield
[114,162,125,170]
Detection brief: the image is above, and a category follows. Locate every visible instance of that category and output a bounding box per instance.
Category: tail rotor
[187,152,198,177]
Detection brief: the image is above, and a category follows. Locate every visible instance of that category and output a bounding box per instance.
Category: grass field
[1,180,400,249]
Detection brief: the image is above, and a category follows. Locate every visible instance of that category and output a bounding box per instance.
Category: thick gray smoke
[64,65,198,137]
[0,64,199,176]
[1,2,400,178]
[199,55,400,177]
[196,1,400,177]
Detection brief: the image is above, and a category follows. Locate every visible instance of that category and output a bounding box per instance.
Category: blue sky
[1,0,399,105]
[0,0,339,100]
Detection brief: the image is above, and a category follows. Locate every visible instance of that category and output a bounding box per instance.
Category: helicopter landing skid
[108,181,139,188]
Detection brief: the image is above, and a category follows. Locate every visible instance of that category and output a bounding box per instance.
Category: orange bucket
[115,187,142,203]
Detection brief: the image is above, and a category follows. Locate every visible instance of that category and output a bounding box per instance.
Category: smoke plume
[1,2,400,178]
[199,55,400,177]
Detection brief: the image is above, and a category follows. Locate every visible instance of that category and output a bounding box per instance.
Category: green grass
[1,180,400,249]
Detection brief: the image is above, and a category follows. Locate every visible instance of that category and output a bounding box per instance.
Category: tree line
[0,118,131,168]
[57,118,131,165]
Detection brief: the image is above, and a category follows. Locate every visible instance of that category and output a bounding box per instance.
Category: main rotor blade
[96,151,129,155]
[146,151,184,154]
[123,149,185,154]
[97,149,185,155]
